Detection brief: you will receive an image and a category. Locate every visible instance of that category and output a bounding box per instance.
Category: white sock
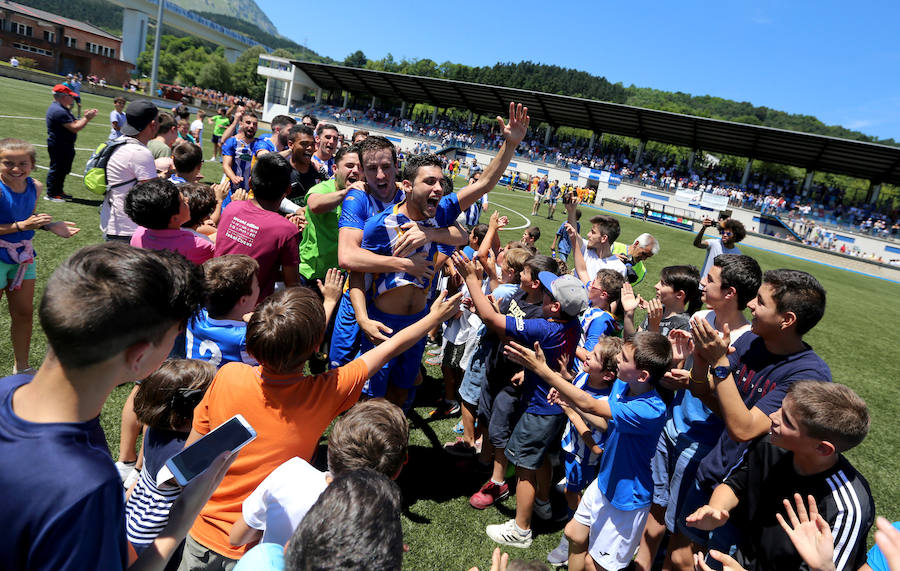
[515,522,529,535]
[490,478,504,486]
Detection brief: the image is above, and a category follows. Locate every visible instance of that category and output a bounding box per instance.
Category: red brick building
[0,0,134,85]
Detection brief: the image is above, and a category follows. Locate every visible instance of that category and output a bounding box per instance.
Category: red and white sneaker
[469,480,509,509]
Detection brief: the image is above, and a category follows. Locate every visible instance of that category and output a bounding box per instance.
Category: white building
[256,55,322,123]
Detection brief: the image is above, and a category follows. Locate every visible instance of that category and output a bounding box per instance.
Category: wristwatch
[711,365,730,380]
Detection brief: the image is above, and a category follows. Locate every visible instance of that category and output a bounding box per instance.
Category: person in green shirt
[612,233,659,284]
[209,107,232,162]
[299,144,362,284]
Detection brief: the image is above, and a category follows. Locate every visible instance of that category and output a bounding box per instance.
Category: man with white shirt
[566,200,627,282]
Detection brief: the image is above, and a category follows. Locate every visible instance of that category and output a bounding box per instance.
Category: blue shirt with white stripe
[361,194,462,299]
[338,187,405,231]
[560,371,610,466]
[185,308,256,368]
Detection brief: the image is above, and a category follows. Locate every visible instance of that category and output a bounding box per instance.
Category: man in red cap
[44,84,97,202]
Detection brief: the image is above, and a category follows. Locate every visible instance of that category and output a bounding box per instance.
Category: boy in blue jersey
[575,268,625,364]
[456,254,586,550]
[332,103,529,369]
[550,209,580,261]
[548,336,624,566]
[187,254,260,368]
[0,243,233,570]
[505,331,673,569]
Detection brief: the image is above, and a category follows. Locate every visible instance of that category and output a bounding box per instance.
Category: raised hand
[360,318,393,345]
[394,222,428,258]
[693,550,748,571]
[661,368,692,391]
[317,267,345,306]
[451,251,479,281]
[46,220,80,238]
[407,252,435,280]
[430,289,464,323]
[691,317,732,365]
[686,504,730,531]
[620,282,641,314]
[496,102,530,146]
[21,213,52,230]
[503,340,547,372]
[775,494,836,571]
[646,297,663,332]
[668,329,694,363]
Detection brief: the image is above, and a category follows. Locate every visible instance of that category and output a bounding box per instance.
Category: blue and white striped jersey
[185,308,256,368]
[361,194,461,299]
[560,371,610,466]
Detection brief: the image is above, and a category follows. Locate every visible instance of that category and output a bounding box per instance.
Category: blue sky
[256,0,900,142]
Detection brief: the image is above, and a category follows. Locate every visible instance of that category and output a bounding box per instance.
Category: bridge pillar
[802,171,815,195]
[634,139,646,165]
[224,47,240,63]
[544,125,553,147]
[741,158,753,186]
[121,8,149,65]
[867,182,882,204]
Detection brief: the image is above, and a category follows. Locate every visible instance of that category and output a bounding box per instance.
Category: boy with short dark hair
[667,268,831,571]
[214,153,301,300]
[0,243,230,570]
[456,252,586,548]
[686,381,873,571]
[126,178,215,265]
[186,254,260,368]
[170,142,203,184]
[694,216,747,280]
[506,331,672,569]
[179,285,461,566]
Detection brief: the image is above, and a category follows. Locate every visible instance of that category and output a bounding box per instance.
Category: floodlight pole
[149,0,164,97]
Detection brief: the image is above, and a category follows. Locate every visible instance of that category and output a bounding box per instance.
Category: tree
[344,50,367,68]
[196,55,231,93]
[230,46,268,101]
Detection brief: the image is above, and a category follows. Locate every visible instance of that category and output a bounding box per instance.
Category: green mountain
[168,0,276,36]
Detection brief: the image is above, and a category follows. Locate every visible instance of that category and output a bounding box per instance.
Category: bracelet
[14,221,22,232]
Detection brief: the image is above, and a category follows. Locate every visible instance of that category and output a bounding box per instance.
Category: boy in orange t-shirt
[180,286,461,566]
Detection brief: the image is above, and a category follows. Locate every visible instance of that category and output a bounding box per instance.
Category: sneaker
[486,519,533,548]
[123,468,141,490]
[425,354,442,366]
[444,437,476,457]
[429,399,460,418]
[547,534,569,567]
[12,366,37,375]
[534,498,553,521]
[470,480,509,509]
[452,419,464,434]
[115,460,135,482]
[43,195,65,203]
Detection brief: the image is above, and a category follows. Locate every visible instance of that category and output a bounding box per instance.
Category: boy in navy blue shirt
[506,330,672,570]
[0,243,233,570]
[456,253,587,549]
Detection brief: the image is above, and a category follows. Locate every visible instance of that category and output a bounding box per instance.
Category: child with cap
[454,251,586,548]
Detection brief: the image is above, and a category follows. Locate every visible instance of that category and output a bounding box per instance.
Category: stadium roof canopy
[292,61,900,186]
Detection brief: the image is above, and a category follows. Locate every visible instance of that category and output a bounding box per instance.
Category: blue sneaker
[452,420,464,434]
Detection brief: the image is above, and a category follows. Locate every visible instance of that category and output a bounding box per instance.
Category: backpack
[83,138,136,196]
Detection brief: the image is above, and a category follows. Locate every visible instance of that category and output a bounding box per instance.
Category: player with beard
[221,111,274,209]
[348,103,529,407]
[299,145,363,286]
[285,125,328,208]
[262,114,296,153]
[311,123,340,177]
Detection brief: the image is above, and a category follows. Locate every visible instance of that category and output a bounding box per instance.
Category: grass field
[1,75,899,569]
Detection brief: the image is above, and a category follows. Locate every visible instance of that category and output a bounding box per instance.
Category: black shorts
[505,412,566,470]
[211,134,222,144]
[442,340,467,369]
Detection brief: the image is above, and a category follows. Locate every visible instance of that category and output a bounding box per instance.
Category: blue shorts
[0,260,35,289]
[329,292,360,368]
[665,434,713,533]
[459,340,489,405]
[650,431,672,507]
[564,450,597,493]
[676,480,741,561]
[359,304,428,397]
[505,412,566,471]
